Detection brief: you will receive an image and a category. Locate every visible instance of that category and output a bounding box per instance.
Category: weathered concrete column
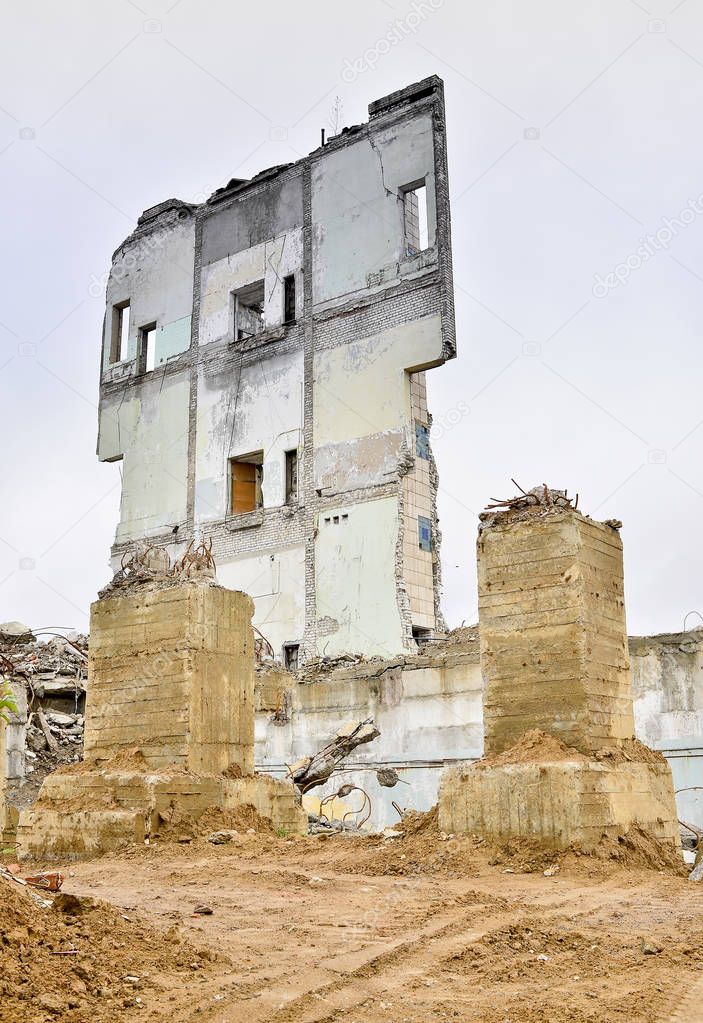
[479,508,635,755]
[18,578,306,858]
[439,487,679,852]
[85,582,254,775]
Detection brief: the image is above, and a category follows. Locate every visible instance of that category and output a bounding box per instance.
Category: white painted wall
[199,229,303,348]
[253,634,703,830]
[99,375,190,541]
[217,545,305,657]
[313,313,443,495]
[102,216,195,371]
[312,113,437,305]
[315,496,404,658]
[255,655,484,830]
[194,348,304,522]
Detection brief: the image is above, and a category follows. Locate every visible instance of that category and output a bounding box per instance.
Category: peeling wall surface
[98,77,456,661]
[253,630,703,831]
[630,629,703,826]
[256,645,483,831]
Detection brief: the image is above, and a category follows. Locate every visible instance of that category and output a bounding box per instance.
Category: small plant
[275,826,289,839]
[0,678,18,723]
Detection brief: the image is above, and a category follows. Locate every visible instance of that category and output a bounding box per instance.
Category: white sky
[0,0,701,637]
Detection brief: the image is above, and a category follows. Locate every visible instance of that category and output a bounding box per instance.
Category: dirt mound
[0,875,223,1022]
[301,804,686,881]
[594,737,668,767]
[48,747,148,778]
[153,803,275,843]
[481,729,589,766]
[196,804,275,835]
[591,824,688,873]
[483,823,687,876]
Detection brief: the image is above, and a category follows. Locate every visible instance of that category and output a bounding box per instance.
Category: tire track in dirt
[225,893,598,1023]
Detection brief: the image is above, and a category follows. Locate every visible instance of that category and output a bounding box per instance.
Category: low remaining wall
[630,630,703,827]
[256,638,484,830]
[254,628,703,831]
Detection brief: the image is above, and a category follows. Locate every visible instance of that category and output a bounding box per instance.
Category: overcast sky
[0,0,702,638]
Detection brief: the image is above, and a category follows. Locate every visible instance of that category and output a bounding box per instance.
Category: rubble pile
[0,622,87,813]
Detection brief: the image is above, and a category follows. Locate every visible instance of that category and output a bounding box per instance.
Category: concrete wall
[87,582,255,775]
[255,647,483,831]
[98,76,456,663]
[100,204,195,375]
[199,229,304,347]
[478,511,633,755]
[311,111,437,304]
[99,374,190,542]
[253,629,703,831]
[630,629,703,827]
[195,347,304,522]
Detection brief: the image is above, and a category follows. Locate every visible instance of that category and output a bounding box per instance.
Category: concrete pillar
[478,509,635,755]
[85,581,255,775]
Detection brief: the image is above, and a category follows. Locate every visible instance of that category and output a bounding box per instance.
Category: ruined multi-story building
[97,76,455,663]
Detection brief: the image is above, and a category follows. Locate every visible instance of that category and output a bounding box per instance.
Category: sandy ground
[16,817,701,1023]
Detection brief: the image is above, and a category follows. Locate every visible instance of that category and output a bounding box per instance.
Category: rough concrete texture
[99,76,456,662]
[439,754,679,851]
[479,509,634,755]
[86,581,254,774]
[439,501,679,851]
[18,580,305,857]
[17,762,306,859]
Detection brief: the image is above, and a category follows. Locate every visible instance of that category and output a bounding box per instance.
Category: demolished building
[97,76,455,663]
[2,77,701,847]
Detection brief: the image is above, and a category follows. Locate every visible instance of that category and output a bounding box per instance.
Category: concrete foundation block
[17,762,306,858]
[438,756,680,852]
[18,808,146,859]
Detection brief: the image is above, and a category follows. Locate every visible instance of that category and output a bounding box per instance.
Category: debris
[193,905,213,915]
[206,830,239,845]
[641,939,662,955]
[172,539,216,580]
[318,783,372,830]
[0,621,33,642]
[24,871,64,892]
[479,483,581,529]
[382,828,403,840]
[376,767,408,788]
[1,625,88,814]
[288,718,380,793]
[36,707,59,753]
[689,858,703,882]
[52,893,93,916]
[543,864,560,877]
[307,813,361,836]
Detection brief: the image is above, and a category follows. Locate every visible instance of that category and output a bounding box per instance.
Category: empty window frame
[230,452,264,514]
[110,301,130,364]
[285,448,298,504]
[137,323,156,374]
[232,280,265,341]
[283,274,296,324]
[283,642,300,671]
[400,180,429,257]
